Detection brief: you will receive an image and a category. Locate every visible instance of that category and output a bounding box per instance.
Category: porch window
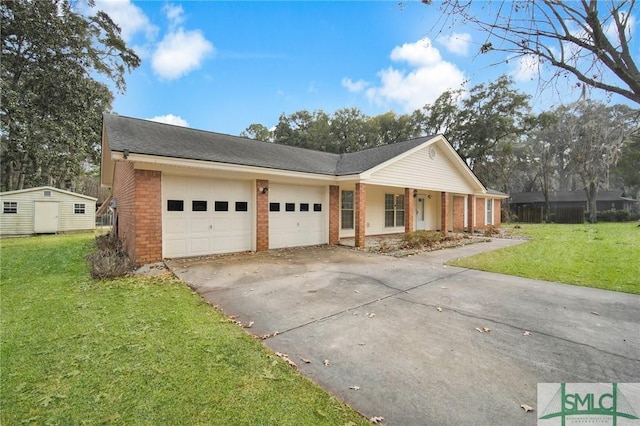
[341,190,354,229]
[486,199,493,225]
[384,194,405,227]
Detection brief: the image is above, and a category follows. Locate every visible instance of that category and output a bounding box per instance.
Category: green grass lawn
[451,223,640,294]
[0,234,367,425]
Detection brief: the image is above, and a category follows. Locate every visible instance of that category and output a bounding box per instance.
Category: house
[100,114,507,265]
[0,186,97,236]
[510,191,639,213]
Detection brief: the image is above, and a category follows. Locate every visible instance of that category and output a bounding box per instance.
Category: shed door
[162,175,253,258]
[34,202,59,233]
[269,184,327,249]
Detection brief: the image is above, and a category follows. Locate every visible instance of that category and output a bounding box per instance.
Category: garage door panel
[269,184,327,249]
[163,176,252,258]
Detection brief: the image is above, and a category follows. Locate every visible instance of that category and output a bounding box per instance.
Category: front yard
[450,223,640,295]
[0,234,367,425]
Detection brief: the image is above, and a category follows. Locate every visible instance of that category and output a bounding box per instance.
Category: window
[384,194,405,227]
[43,190,52,197]
[485,199,493,225]
[214,201,229,212]
[341,191,354,229]
[300,203,309,212]
[270,203,280,212]
[235,201,248,212]
[313,203,322,212]
[285,203,295,212]
[3,202,17,214]
[192,200,207,211]
[74,203,86,214]
[167,200,184,211]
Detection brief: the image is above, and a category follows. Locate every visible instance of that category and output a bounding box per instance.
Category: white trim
[0,186,97,201]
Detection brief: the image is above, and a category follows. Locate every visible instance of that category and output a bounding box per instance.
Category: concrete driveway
[167,241,640,425]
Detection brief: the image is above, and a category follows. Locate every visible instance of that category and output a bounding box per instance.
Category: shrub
[483,225,500,237]
[596,210,640,222]
[86,232,134,278]
[401,230,445,249]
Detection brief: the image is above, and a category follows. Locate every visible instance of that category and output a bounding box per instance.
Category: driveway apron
[167,240,640,425]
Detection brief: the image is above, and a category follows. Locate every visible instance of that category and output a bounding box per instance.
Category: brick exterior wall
[467,195,475,233]
[404,188,414,233]
[329,185,340,245]
[475,197,486,229]
[133,170,162,264]
[440,192,449,235]
[355,183,366,248]
[256,179,269,251]
[112,162,162,265]
[452,195,465,232]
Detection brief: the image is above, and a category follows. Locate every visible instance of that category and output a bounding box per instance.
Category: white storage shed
[0,186,97,236]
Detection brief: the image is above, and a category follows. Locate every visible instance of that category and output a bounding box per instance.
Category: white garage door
[269,184,327,249]
[163,175,252,258]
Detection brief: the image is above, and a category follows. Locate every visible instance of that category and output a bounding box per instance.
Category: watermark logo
[538,383,640,425]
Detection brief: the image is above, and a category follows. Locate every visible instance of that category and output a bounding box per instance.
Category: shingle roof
[103,114,437,176]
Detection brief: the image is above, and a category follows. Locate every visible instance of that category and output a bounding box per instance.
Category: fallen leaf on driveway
[323,359,330,366]
[436,307,442,312]
[365,312,376,318]
[275,352,298,369]
[521,404,534,412]
[523,331,531,336]
[243,321,254,328]
[475,327,491,333]
[370,416,384,423]
[349,385,360,390]
[591,311,600,315]
[301,358,311,364]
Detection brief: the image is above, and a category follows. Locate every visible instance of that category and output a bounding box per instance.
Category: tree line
[242,75,640,222]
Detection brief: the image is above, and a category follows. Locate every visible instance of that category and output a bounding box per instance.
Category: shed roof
[0,186,97,201]
[509,190,637,204]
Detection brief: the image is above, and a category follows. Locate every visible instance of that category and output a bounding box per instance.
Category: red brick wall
[404,188,414,233]
[467,195,475,233]
[329,185,339,245]
[475,197,486,229]
[133,170,162,264]
[452,195,465,232]
[355,183,366,248]
[113,161,136,260]
[440,192,449,235]
[256,179,269,251]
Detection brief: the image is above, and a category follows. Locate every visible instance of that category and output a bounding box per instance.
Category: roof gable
[0,186,97,201]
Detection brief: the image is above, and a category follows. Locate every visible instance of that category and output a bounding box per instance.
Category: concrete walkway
[167,239,640,425]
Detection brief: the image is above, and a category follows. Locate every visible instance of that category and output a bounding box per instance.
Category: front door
[415,195,426,230]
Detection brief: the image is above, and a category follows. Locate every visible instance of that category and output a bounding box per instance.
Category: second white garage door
[163,175,252,258]
[269,184,328,249]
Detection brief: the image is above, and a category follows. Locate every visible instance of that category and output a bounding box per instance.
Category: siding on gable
[367,144,476,194]
[0,188,95,235]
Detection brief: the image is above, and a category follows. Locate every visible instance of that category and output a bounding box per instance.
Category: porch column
[467,195,475,233]
[355,183,366,248]
[440,191,449,235]
[453,195,465,232]
[329,185,340,245]
[404,188,414,233]
[256,179,269,251]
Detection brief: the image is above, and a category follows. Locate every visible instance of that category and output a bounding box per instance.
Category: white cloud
[163,3,185,28]
[147,114,189,127]
[94,0,157,42]
[510,54,540,82]
[152,28,214,80]
[437,33,471,56]
[341,77,369,93]
[359,38,466,112]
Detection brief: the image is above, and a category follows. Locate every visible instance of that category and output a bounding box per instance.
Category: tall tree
[425,0,640,104]
[611,133,640,198]
[1,0,140,191]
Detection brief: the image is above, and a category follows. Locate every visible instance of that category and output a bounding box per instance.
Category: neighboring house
[510,190,639,213]
[100,114,507,265]
[0,186,97,236]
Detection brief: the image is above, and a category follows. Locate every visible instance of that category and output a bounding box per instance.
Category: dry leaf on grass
[275,352,298,369]
[370,416,384,424]
[521,404,534,412]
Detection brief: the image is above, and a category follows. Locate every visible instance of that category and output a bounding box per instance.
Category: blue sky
[93,1,639,135]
